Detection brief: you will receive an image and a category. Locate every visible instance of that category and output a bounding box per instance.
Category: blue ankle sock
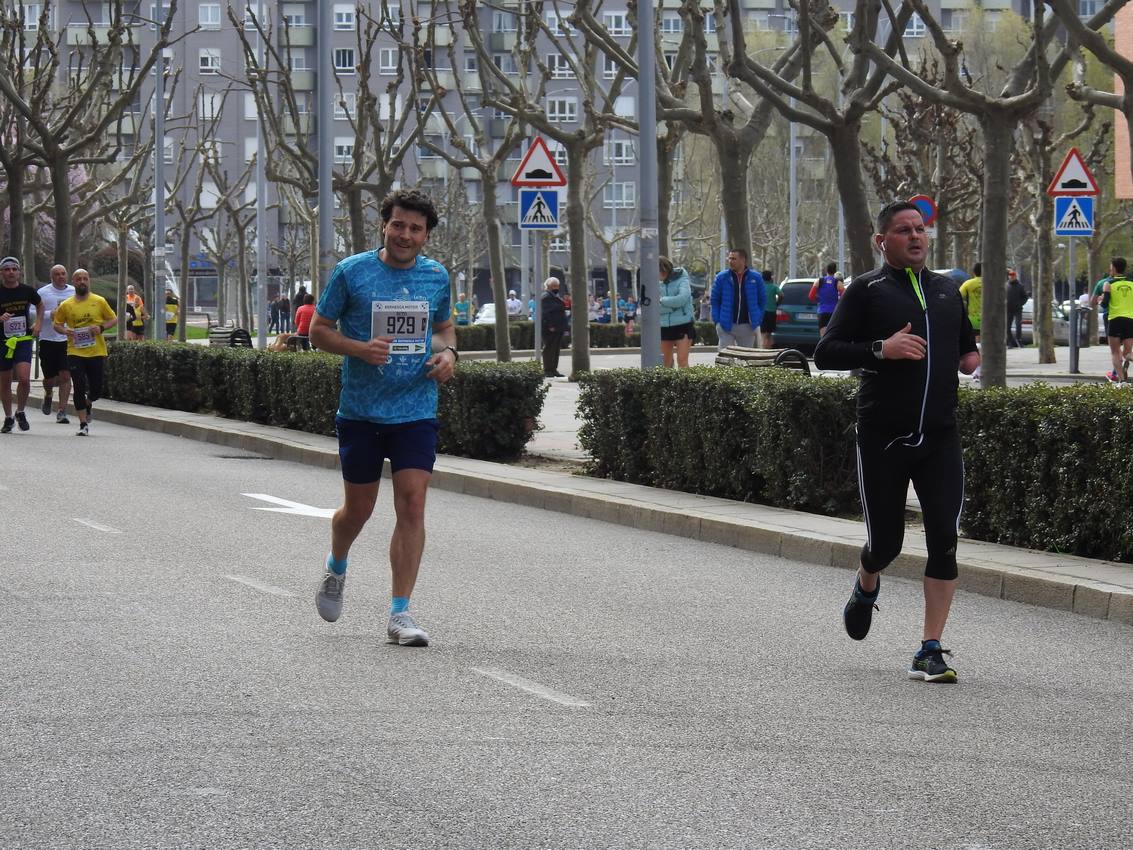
[917,639,942,658]
[391,596,410,614]
[327,554,348,576]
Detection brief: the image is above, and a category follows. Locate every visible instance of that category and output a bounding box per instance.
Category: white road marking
[73,518,122,534]
[242,493,335,518]
[472,667,590,708]
[223,574,297,598]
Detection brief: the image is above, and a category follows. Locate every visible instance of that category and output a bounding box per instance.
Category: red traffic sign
[1047,147,1099,197]
[511,137,567,188]
[908,194,937,227]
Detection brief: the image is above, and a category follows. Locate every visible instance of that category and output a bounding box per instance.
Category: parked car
[773,278,823,351]
[473,303,496,325]
[1020,298,1069,345]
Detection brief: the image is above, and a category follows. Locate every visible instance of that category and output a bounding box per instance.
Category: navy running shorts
[1,338,33,371]
[336,416,440,484]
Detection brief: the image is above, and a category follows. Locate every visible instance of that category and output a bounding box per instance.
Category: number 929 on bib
[372,300,429,355]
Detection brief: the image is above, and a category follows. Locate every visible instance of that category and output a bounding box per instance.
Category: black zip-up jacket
[813,264,977,441]
[541,290,566,334]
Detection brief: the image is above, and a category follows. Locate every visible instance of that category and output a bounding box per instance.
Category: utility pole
[637,1,661,368]
[255,0,268,346]
[316,0,334,294]
[152,0,166,340]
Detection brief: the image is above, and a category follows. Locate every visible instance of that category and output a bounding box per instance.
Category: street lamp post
[152,0,166,340]
[789,96,798,279]
[637,0,661,368]
[255,0,268,347]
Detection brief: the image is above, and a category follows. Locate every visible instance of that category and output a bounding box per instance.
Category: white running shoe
[76,422,89,437]
[315,571,345,622]
[387,611,430,647]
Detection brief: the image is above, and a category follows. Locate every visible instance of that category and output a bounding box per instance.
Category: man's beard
[75,285,89,295]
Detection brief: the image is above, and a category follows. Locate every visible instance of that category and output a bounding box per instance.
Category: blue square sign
[518,189,559,230]
[1054,196,1094,236]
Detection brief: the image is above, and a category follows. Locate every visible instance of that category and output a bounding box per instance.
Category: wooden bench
[207,325,254,348]
[714,346,811,376]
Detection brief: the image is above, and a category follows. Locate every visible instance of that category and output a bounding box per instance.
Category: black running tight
[67,355,105,413]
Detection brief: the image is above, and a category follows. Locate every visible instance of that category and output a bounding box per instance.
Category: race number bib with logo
[165,310,175,322]
[3,316,26,337]
[73,327,96,349]
[372,300,429,356]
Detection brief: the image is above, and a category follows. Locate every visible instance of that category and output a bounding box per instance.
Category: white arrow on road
[242,493,335,518]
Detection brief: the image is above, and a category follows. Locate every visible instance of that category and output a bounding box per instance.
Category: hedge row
[104,342,548,461]
[454,321,719,351]
[578,368,1133,563]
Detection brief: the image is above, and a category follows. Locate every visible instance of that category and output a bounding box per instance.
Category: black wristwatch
[871,339,885,360]
[444,345,459,361]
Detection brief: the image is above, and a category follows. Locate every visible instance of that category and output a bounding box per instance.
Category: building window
[334,48,355,74]
[281,3,307,27]
[244,137,257,162]
[493,53,518,75]
[379,47,397,74]
[333,137,354,164]
[334,92,357,120]
[550,234,569,253]
[199,91,221,119]
[546,97,578,123]
[198,3,221,29]
[940,10,966,31]
[164,136,174,163]
[840,11,855,30]
[603,182,636,209]
[464,52,478,72]
[603,11,631,36]
[288,50,308,71]
[492,11,517,31]
[418,134,443,159]
[199,48,221,75]
[334,4,355,29]
[704,12,717,33]
[660,12,682,33]
[1078,0,1098,16]
[903,13,926,38]
[22,3,43,30]
[547,53,574,79]
[244,92,259,120]
[604,139,635,166]
[603,56,617,80]
[546,11,569,36]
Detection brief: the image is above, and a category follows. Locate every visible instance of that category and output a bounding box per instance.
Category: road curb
[65,395,1133,629]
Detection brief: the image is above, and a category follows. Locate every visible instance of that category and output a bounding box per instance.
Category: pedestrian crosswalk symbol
[518,189,559,230]
[1054,196,1094,236]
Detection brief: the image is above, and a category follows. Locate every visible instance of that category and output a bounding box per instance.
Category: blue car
[772,278,823,351]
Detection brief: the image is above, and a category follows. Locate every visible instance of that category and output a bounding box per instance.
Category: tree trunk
[179,235,191,342]
[217,264,227,325]
[347,187,367,255]
[828,121,876,277]
[22,209,35,278]
[566,143,590,376]
[1035,193,1056,363]
[4,163,23,261]
[49,156,73,269]
[657,136,674,258]
[716,134,752,259]
[236,229,250,329]
[481,178,511,361]
[978,113,1013,388]
[117,226,129,336]
[308,218,320,299]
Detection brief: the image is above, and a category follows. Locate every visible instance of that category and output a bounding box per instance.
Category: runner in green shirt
[1102,257,1133,381]
[1092,266,1119,381]
[959,262,982,342]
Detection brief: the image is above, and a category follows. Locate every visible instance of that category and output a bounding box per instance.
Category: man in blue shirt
[310,188,458,648]
[711,247,765,349]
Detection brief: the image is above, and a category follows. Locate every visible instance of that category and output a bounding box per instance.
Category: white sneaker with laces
[387,611,429,647]
[315,571,345,622]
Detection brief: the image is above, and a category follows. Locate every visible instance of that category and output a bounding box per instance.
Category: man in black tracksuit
[541,277,567,378]
[814,200,979,684]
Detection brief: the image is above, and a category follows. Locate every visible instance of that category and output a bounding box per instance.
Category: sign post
[1048,147,1099,374]
[512,138,567,364]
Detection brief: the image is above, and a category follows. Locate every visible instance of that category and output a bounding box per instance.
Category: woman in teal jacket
[659,256,695,368]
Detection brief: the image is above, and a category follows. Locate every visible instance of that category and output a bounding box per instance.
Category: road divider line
[223,574,297,598]
[471,667,590,708]
[73,518,122,534]
[242,493,335,518]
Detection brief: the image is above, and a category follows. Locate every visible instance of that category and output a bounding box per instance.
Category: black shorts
[336,416,439,484]
[818,312,834,329]
[1108,316,1133,341]
[0,339,32,371]
[38,340,70,379]
[760,312,777,334]
[661,321,695,342]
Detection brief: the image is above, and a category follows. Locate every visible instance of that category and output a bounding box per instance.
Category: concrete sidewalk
[26,386,1133,628]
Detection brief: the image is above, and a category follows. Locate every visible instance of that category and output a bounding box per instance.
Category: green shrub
[104,342,546,460]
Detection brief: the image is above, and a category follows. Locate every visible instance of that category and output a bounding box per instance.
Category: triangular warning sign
[1056,198,1091,231]
[511,137,567,187]
[521,191,557,225]
[1047,147,1099,196]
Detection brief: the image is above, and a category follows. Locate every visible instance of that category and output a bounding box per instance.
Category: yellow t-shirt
[1108,277,1133,321]
[959,277,982,328]
[53,294,116,357]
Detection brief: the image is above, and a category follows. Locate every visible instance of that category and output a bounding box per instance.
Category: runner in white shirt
[37,264,75,423]
[506,290,523,318]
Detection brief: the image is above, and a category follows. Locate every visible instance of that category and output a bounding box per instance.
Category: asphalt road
[2,415,1130,850]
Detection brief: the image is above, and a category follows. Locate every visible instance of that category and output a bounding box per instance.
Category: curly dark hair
[380,188,439,233]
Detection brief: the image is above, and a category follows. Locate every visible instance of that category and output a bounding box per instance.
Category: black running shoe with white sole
[843,575,880,641]
[908,642,957,683]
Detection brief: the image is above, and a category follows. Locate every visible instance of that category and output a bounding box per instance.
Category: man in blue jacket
[711,247,765,349]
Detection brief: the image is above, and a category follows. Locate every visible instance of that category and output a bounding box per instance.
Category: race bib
[73,327,96,348]
[372,300,428,355]
[165,310,175,322]
[3,316,26,337]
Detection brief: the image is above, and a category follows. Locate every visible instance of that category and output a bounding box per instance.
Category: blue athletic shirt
[316,250,451,425]
[815,275,840,313]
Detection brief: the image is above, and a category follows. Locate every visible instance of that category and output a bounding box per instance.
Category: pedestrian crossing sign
[1054,196,1094,236]
[518,189,560,230]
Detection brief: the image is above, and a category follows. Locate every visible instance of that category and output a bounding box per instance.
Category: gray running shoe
[14,411,28,431]
[56,411,69,424]
[316,571,345,622]
[76,422,89,436]
[41,392,52,415]
[387,611,430,647]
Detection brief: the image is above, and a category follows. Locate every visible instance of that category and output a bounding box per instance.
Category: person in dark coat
[1006,269,1027,348]
[540,277,566,378]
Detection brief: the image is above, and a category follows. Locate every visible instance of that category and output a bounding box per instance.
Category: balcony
[67,23,112,45]
[283,113,313,134]
[289,70,315,91]
[426,69,456,91]
[430,26,453,47]
[424,112,449,134]
[417,159,450,180]
[461,166,481,180]
[488,32,516,51]
[283,25,315,47]
[116,112,141,135]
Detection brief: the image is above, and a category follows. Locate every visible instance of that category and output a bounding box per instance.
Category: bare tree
[204,154,257,329]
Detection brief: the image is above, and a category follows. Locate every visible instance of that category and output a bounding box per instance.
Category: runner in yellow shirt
[51,269,116,436]
[959,262,982,343]
[1103,257,1133,382]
